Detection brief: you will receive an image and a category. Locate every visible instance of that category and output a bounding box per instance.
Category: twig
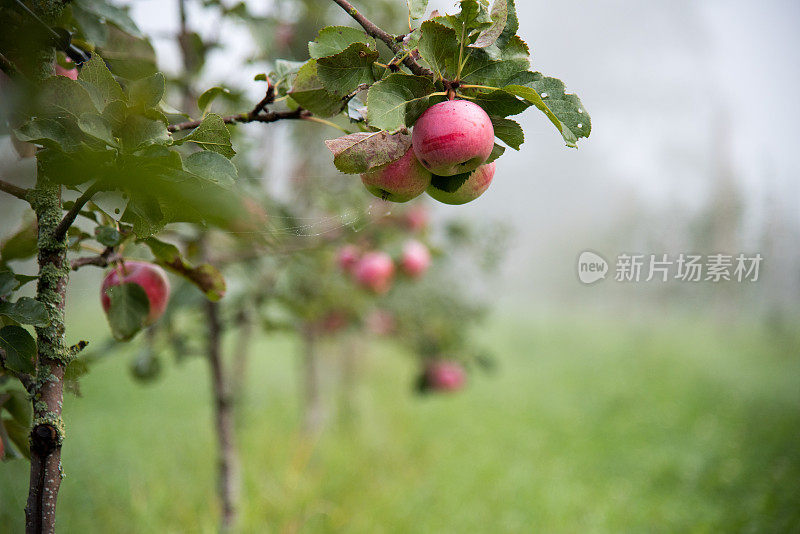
[0,179,30,201]
[54,182,103,242]
[70,247,119,271]
[330,0,434,78]
[168,107,310,133]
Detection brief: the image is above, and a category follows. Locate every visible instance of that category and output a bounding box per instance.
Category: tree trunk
[25,177,69,534]
[301,327,324,435]
[205,299,240,532]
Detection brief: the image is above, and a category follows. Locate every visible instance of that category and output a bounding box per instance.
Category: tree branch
[0,179,31,201]
[168,107,310,133]
[70,247,118,271]
[53,182,103,242]
[330,0,434,78]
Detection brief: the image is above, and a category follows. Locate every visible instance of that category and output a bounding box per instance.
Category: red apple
[361,146,431,202]
[353,251,394,294]
[427,162,495,205]
[404,205,429,232]
[412,100,494,176]
[55,59,78,80]
[336,245,361,273]
[101,261,171,325]
[425,360,466,392]
[400,239,431,278]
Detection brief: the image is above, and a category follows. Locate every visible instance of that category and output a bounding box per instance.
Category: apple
[336,245,361,273]
[361,146,431,202]
[425,360,466,392]
[412,100,494,176]
[55,59,78,80]
[404,205,429,232]
[427,162,495,205]
[400,240,431,278]
[101,261,171,325]
[353,251,394,294]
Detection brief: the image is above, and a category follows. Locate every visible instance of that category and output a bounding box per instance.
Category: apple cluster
[361,100,497,205]
[336,239,432,294]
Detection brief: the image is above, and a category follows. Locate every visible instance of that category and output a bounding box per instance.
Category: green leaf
[288,60,344,118]
[139,238,226,301]
[417,21,460,79]
[183,151,238,186]
[97,26,157,80]
[486,143,505,163]
[308,26,376,59]
[495,0,517,48]
[430,172,471,194]
[317,42,379,97]
[473,0,508,48]
[78,54,125,110]
[490,116,524,150]
[175,113,235,158]
[197,87,230,113]
[94,226,122,247]
[1,389,31,425]
[37,146,115,186]
[78,113,118,147]
[269,59,305,91]
[118,112,170,152]
[0,298,50,327]
[121,194,164,238]
[102,100,128,131]
[37,76,99,118]
[104,283,150,341]
[0,325,36,374]
[324,131,412,174]
[408,0,430,20]
[3,417,31,459]
[503,75,590,147]
[460,36,529,87]
[73,0,142,37]
[365,74,437,132]
[15,118,84,152]
[127,72,165,109]
[0,219,38,264]
[0,271,16,298]
[473,89,530,117]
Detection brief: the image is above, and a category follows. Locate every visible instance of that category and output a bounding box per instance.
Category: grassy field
[1,315,799,533]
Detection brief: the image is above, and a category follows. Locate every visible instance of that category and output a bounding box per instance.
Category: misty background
[3,0,799,320]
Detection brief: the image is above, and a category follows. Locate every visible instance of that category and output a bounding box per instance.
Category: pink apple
[412,100,494,176]
[427,162,495,205]
[336,245,361,273]
[353,251,395,294]
[361,146,431,202]
[425,360,467,392]
[55,59,78,80]
[101,261,171,325]
[404,205,429,232]
[400,239,431,278]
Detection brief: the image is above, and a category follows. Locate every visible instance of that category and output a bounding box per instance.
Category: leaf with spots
[325,131,412,174]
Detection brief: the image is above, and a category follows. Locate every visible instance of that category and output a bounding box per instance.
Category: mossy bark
[26,175,70,534]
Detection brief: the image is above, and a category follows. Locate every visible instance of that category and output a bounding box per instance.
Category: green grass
[2,315,800,533]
